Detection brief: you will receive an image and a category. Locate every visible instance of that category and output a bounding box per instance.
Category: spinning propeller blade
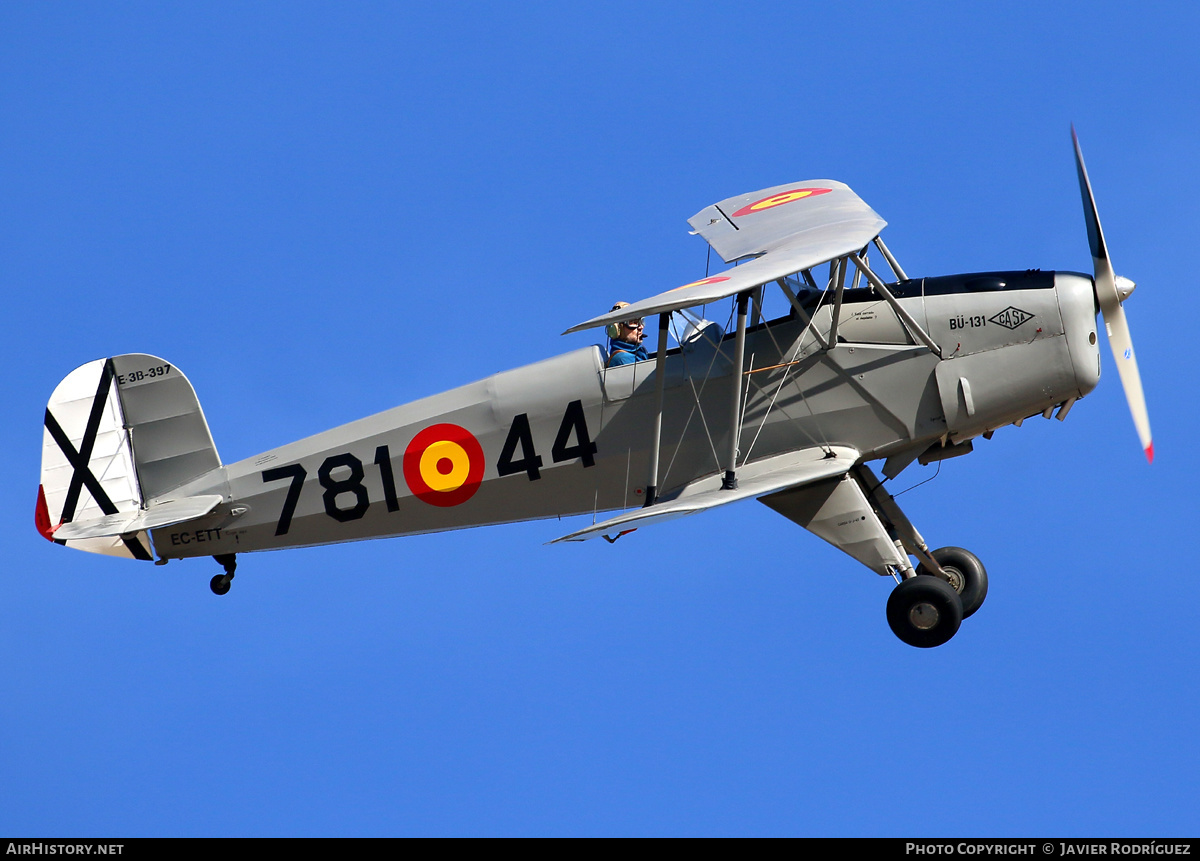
[1071,126,1153,463]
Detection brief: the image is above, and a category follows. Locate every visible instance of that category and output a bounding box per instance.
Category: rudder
[38,354,221,561]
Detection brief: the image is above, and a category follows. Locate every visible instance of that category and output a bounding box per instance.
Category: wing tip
[1145,441,1154,464]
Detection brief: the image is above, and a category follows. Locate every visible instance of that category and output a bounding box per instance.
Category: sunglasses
[622,320,644,329]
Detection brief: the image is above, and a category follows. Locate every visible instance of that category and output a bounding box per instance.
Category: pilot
[606,302,649,367]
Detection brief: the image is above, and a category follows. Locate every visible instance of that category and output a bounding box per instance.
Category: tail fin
[38,354,221,561]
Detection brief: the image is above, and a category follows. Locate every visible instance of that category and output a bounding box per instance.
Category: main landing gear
[210,553,237,595]
[887,547,988,648]
[758,463,991,648]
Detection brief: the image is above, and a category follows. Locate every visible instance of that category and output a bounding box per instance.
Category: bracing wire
[890,460,941,497]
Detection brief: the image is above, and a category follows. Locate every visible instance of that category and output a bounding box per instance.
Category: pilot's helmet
[606,302,631,339]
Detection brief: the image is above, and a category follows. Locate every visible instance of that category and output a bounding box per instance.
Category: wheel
[210,574,231,596]
[918,546,988,619]
[886,575,963,648]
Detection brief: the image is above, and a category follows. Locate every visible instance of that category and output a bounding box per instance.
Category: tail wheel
[919,546,988,619]
[210,553,236,596]
[886,575,963,648]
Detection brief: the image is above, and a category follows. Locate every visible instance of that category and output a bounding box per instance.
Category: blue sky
[3,2,1198,836]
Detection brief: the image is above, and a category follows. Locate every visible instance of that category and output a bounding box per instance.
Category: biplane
[36,130,1150,647]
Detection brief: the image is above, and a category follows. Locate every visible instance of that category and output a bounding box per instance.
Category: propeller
[1071,125,1153,463]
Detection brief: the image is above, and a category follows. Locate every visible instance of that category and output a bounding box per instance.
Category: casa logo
[731,187,831,218]
[988,306,1034,330]
[403,423,485,507]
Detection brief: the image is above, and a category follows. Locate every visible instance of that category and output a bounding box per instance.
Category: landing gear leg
[210,553,237,596]
[849,464,988,645]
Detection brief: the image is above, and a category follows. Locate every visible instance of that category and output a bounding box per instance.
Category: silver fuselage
[153,270,1100,558]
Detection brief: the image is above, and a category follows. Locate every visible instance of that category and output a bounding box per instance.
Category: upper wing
[564,180,885,335]
[689,180,885,264]
[548,445,859,543]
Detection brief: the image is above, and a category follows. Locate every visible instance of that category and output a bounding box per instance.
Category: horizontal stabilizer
[52,495,223,541]
[549,446,859,543]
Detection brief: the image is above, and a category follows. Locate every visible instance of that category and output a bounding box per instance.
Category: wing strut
[827,257,848,345]
[643,312,671,506]
[872,236,908,281]
[776,276,829,351]
[847,252,942,357]
[722,292,751,490]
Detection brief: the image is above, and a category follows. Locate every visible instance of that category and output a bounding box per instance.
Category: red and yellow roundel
[403,423,485,507]
[731,187,831,218]
[671,275,730,292]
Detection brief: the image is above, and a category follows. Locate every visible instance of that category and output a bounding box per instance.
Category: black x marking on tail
[43,359,152,560]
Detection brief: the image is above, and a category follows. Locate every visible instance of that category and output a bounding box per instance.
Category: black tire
[918,546,988,619]
[886,575,963,648]
[210,574,231,596]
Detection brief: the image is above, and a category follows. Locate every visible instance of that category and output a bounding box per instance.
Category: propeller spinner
[1071,126,1153,463]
